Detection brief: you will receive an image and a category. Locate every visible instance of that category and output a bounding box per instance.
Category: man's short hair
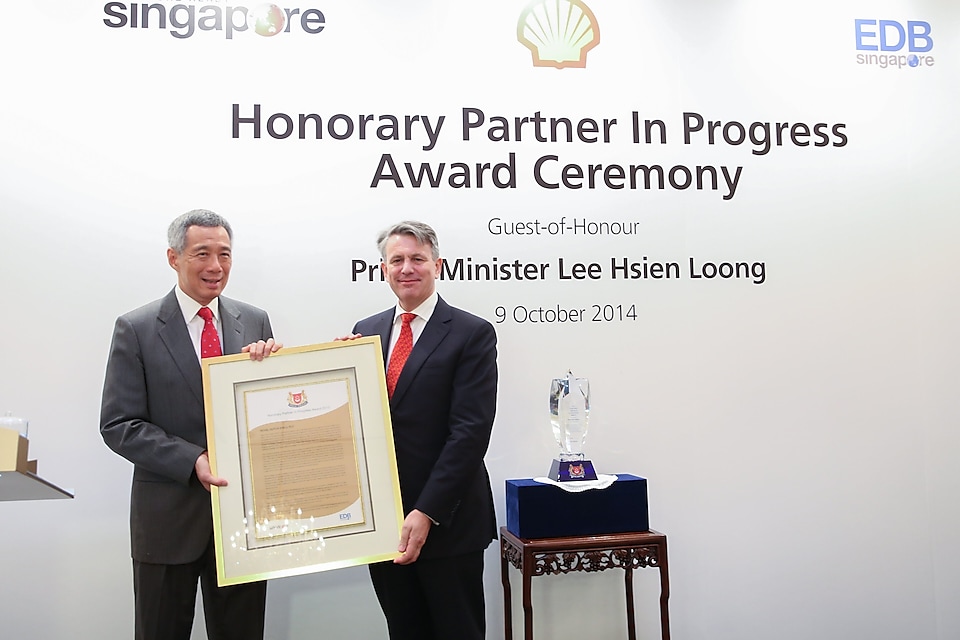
[377,221,440,260]
[167,209,233,254]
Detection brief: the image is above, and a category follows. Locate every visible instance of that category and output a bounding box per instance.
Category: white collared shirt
[174,286,222,362]
[386,291,438,362]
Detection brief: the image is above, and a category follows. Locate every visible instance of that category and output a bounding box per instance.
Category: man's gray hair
[376,221,440,260]
[167,209,233,254]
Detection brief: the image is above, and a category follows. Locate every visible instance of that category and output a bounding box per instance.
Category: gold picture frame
[201,337,402,586]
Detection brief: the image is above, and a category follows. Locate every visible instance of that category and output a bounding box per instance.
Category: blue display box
[505,474,649,539]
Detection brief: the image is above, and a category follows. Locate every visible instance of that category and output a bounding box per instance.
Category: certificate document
[235,371,375,550]
[241,372,369,543]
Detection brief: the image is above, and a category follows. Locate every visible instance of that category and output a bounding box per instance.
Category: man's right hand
[195,451,228,492]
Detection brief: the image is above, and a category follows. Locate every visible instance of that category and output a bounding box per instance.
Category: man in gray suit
[101,209,280,640]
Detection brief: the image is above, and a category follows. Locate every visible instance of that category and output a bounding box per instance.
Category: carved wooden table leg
[522,545,534,640]
[625,563,637,640]
[501,537,514,640]
[657,537,671,640]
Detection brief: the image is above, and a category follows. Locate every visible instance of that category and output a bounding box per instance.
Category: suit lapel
[365,308,395,362]
[156,289,204,405]
[219,297,243,355]
[391,297,452,405]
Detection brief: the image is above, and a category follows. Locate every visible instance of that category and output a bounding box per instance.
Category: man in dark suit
[100,209,280,640]
[349,221,498,640]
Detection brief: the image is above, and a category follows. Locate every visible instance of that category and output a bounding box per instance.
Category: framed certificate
[201,337,403,586]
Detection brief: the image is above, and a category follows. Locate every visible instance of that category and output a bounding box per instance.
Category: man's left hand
[394,509,433,565]
[242,338,283,361]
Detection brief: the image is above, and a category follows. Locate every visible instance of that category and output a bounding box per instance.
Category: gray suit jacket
[353,296,498,560]
[100,288,273,564]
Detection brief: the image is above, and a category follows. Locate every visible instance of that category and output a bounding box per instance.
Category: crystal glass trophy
[548,371,597,481]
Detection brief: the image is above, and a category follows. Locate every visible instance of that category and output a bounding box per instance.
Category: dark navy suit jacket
[353,295,498,560]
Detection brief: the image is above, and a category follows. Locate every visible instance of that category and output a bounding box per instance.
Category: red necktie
[198,307,222,358]
[386,313,415,398]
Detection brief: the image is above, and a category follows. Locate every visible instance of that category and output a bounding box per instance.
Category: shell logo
[517,0,601,69]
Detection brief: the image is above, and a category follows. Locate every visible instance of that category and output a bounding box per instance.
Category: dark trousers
[132,537,266,640]
[369,550,486,640]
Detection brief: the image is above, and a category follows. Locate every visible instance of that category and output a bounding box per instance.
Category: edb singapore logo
[854,19,934,69]
[102,1,326,39]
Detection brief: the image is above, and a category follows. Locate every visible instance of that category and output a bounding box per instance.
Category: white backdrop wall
[2,1,959,639]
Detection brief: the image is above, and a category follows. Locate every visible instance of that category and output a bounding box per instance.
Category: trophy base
[548,459,598,482]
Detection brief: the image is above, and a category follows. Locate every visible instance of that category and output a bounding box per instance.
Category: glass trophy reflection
[548,371,597,481]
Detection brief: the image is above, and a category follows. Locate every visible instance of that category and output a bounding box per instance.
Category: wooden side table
[500,526,670,640]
